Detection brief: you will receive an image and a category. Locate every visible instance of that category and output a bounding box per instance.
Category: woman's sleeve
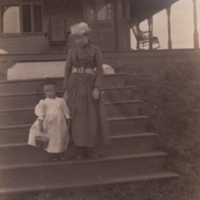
[94,47,103,89]
[61,98,71,119]
[35,100,46,120]
[63,49,73,90]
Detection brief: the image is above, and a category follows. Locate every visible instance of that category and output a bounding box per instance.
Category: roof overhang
[130,0,179,23]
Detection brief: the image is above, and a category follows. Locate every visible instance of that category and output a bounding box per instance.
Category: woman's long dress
[28,97,70,153]
[63,43,109,147]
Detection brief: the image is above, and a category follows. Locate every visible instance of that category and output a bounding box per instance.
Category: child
[28,77,71,162]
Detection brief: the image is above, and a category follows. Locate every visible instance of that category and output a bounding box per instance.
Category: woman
[63,22,109,160]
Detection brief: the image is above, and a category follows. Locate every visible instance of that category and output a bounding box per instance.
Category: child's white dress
[28,97,70,153]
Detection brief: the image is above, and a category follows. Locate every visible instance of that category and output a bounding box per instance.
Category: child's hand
[38,119,44,133]
[39,124,44,133]
[92,87,100,100]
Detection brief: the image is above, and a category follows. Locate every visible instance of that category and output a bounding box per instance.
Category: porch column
[192,0,199,49]
[166,5,172,49]
[148,16,153,50]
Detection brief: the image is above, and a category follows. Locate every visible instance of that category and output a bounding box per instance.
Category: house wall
[0,0,84,54]
[118,21,130,51]
[43,0,84,50]
[0,35,47,54]
[0,48,199,78]
[0,0,47,54]
[0,0,131,54]
[1,49,199,63]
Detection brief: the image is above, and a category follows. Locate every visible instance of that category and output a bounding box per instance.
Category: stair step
[0,86,133,110]
[0,99,140,119]
[0,74,126,95]
[102,86,133,102]
[0,171,179,195]
[109,116,148,135]
[0,133,158,165]
[0,151,167,170]
[105,100,141,117]
[0,73,178,196]
[0,124,30,144]
[101,73,126,88]
[0,108,35,126]
[0,78,47,94]
[0,152,169,195]
[0,119,149,144]
[0,106,147,132]
[0,92,46,110]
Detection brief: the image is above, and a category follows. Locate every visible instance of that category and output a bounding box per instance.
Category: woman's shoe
[86,147,99,159]
[76,147,85,160]
[49,153,59,162]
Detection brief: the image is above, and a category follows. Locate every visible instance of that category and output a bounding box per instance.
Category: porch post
[192,0,199,49]
[0,6,2,33]
[114,0,119,50]
[166,5,172,49]
[148,16,153,50]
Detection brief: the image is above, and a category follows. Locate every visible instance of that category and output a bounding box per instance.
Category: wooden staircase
[0,73,178,195]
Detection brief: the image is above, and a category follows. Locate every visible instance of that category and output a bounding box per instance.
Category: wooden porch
[0,48,200,81]
[3,0,199,54]
[0,48,199,63]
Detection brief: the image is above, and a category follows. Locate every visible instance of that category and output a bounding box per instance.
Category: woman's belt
[72,67,95,75]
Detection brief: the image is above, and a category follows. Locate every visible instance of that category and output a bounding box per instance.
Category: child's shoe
[59,152,66,161]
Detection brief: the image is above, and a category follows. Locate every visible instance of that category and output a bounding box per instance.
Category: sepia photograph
[0,0,199,199]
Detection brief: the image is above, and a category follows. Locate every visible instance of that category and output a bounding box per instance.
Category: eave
[130,0,179,23]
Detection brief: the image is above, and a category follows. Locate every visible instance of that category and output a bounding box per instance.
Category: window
[1,5,20,33]
[21,0,42,33]
[0,0,42,34]
[89,0,112,21]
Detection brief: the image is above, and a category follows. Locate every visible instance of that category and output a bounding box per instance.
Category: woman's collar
[77,42,90,49]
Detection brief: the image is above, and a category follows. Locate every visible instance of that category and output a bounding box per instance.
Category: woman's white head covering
[70,22,91,36]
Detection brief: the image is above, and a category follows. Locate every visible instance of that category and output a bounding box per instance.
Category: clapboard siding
[0,0,84,54]
[43,0,83,32]
[0,0,131,54]
[42,0,84,50]
[0,35,47,54]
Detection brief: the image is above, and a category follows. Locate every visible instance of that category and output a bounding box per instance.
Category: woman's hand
[92,87,100,100]
[66,118,72,128]
[63,90,68,101]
